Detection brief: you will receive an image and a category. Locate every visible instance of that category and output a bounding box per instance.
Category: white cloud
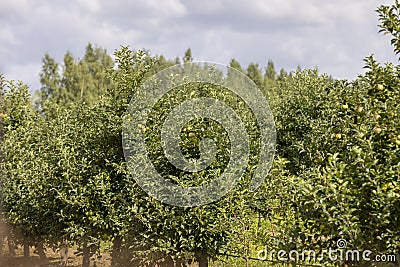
[0,0,398,90]
[74,0,101,14]
[5,63,42,93]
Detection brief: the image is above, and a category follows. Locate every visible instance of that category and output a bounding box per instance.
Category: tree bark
[0,236,3,256]
[82,242,90,267]
[159,256,174,267]
[59,238,69,267]
[111,236,122,267]
[36,240,47,260]
[175,258,187,267]
[7,238,15,256]
[198,255,208,267]
[23,237,29,258]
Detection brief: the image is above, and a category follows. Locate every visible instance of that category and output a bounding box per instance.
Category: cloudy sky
[0,0,398,91]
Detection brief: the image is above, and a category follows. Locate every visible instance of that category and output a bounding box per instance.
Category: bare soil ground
[0,239,202,267]
[0,238,112,267]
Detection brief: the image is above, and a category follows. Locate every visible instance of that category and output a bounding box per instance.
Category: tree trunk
[82,242,90,267]
[111,236,122,267]
[23,237,29,258]
[198,255,208,267]
[7,238,15,256]
[36,240,47,260]
[0,236,3,256]
[59,238,69,267]
[159,256,174,267]
[176,258,187,267]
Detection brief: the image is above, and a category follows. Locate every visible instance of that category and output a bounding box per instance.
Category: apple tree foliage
[264,2,400,262]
